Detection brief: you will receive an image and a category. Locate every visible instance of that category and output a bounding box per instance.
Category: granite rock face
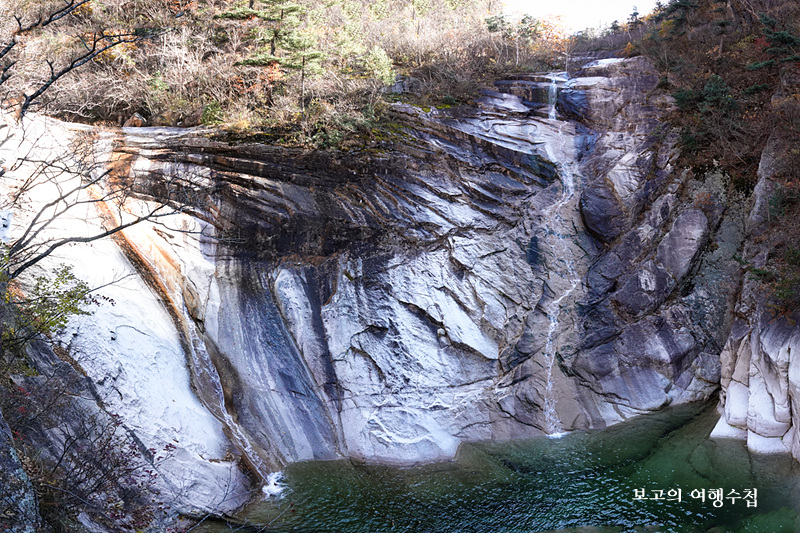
[0,412,41,533]
[0,54,758,523]
[81,55,731,466]
[711,135,800,459]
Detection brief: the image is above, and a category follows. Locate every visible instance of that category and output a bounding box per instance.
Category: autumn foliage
[1,0,577,143]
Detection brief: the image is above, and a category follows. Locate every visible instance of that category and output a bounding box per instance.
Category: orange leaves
[231,63,284,96]
[621,42,638,57]
[536,15,568,44]
[263,62,284,82]
[693,191,717,210]
[165,0,198,16]
[523,15,573,66]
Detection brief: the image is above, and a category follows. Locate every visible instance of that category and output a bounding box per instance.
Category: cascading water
[183,317,275,483]
[547,73,566,120]
[539,72,581,437]
[261,471,287,498]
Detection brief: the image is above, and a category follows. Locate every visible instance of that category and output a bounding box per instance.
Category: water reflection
[200,403,800,533]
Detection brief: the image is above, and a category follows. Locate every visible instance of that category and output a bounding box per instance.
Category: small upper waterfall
[547,73,566,120]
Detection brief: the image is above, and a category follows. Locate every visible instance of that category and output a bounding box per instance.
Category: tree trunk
[0,281,5,364]
[300,55,306,112]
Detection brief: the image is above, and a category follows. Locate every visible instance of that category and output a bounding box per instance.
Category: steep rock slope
[0,415,40,532]
[0,54,764,523]
[712,133,800,459]
[74,56,728,467]
[566,58,745,422]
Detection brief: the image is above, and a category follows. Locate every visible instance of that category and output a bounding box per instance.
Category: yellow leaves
[734,34,756,51]
[72,1,94,17]
[622,42,637,57]
[658,19,676,38]
[93,39,138,65]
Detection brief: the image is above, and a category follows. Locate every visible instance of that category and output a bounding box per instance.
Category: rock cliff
[1,53,797,526]
[711,134,800,458]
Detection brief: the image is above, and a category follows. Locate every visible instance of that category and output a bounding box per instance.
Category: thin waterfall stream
[185,318,275,482]
[547,73,562,120]
[540,71,581,437]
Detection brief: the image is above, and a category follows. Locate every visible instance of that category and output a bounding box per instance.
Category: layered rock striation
[3,53,794,525]
[67,55,728,469]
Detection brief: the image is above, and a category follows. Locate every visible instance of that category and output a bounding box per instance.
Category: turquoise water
[204,404,800,532]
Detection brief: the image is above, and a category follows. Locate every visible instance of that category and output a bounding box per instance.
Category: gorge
[1,50,800,531]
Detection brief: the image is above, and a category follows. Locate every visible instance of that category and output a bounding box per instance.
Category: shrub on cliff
[1,0,574,143]
[1,373,174,532]
[630,0,800,312]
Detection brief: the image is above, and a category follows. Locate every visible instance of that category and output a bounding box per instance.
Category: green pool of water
[203,403,800,532]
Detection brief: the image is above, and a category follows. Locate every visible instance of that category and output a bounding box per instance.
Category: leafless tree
[0,0,175,276]
[3,134,206,280]
[0,354,180,531]
[0,3,214,530]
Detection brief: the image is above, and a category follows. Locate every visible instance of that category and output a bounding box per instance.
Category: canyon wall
[1,54,797,528]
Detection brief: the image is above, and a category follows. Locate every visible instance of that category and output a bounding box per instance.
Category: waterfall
[542,277,579,437]
[185,320,274,481]
[539,82,581,438]
[547,77,558,120]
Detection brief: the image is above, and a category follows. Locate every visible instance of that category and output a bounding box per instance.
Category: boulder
[580,178,627,242]
[122,112,145,127]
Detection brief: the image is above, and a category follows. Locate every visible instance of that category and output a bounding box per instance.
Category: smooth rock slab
[611,260,674,318]
[747,431,791,454]
[656,208,709,281]
[579,178,627,242]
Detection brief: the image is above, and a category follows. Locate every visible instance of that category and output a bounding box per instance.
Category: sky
[503,0,660,32]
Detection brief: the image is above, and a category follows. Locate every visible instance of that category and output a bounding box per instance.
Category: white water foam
[262,471,287,498]
[547,72,567,121]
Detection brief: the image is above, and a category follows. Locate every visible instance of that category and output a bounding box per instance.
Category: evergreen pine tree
[218,0,305,64]
[281,31,324,110]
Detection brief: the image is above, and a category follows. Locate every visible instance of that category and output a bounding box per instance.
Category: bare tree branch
[19,31,152,117]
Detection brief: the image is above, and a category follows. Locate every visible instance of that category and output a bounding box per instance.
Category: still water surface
[204,404,800,532]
